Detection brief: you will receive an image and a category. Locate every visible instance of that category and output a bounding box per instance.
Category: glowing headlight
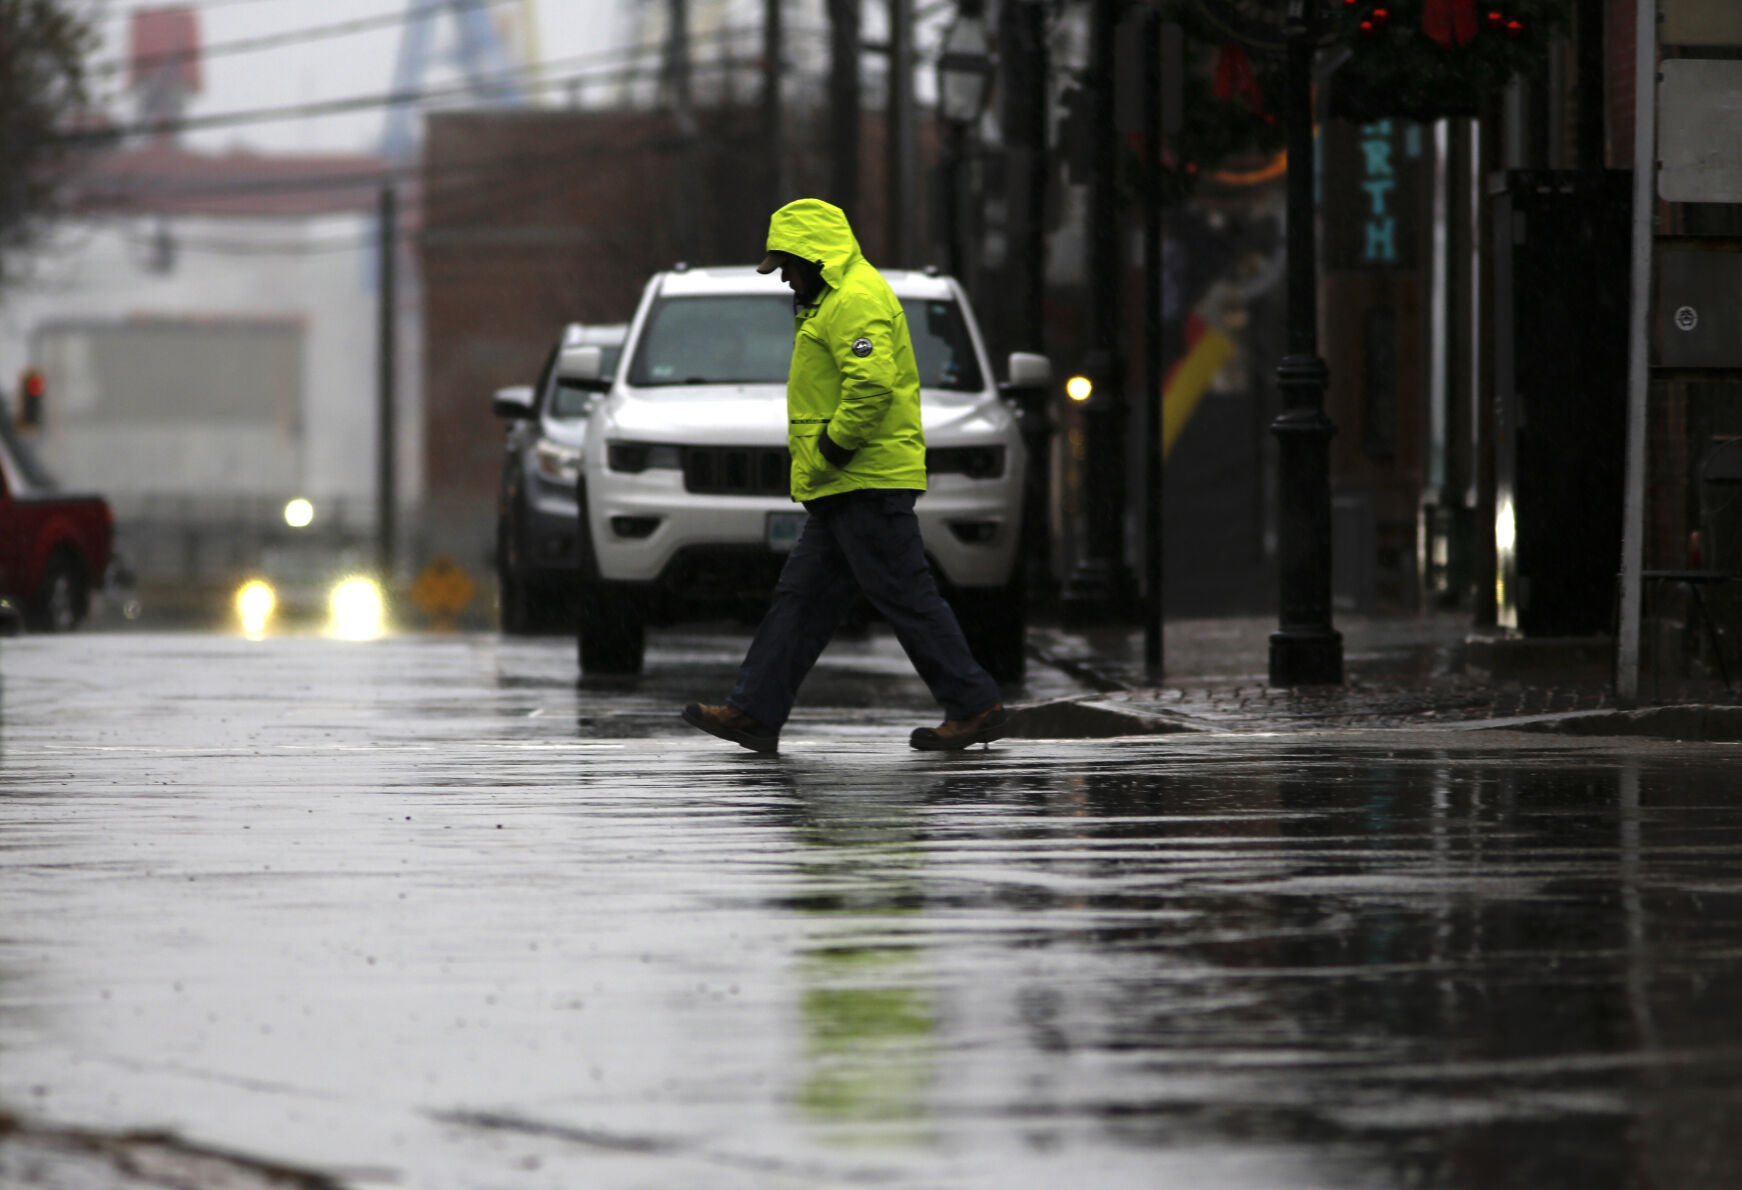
[328,576,386,640]
[235,580,276,636]
[534,439,582,485]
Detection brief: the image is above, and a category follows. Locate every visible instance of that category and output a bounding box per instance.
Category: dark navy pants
[728,488,1001,729]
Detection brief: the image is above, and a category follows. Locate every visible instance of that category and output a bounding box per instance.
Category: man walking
[682,198,1008,754]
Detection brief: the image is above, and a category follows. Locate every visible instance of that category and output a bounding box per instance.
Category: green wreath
[1153,1,1290,203]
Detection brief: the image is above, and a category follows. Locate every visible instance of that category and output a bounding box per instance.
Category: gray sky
[89,0,632,156]
[86,1,944,158]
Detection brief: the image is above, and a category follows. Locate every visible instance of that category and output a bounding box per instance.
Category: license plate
[766,511,807,553]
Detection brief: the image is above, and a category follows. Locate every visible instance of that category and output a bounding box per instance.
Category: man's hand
[818,432,857,470]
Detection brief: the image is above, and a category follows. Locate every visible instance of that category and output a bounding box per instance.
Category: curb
[1458,704,1742,743]
[1005,694,1742,743]
[1005,695,1207,739]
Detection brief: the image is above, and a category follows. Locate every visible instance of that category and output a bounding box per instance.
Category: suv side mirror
[1003,352,1052,392]
[558,345,609,392]
[491,384,535,420]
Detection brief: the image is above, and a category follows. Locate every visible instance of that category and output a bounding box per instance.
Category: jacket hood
[765,199,862,291]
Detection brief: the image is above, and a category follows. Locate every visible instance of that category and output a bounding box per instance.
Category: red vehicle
[0,418,113,631]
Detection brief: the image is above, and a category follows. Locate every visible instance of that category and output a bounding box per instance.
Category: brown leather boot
[682,702,779,753]
[909,703,1009,751]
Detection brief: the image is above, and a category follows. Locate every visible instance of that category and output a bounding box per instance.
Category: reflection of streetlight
[934,8,991,280]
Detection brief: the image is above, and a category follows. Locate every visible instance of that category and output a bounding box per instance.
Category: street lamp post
[942,5,1059,609]
[1268,0,1344,685]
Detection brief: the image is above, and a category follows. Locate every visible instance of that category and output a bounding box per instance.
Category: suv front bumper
[587,465,1024,594]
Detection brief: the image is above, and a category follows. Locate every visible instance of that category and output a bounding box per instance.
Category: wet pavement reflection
[2,631,1741,1188]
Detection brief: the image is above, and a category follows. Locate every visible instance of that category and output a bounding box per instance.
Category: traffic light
[17,368,44,430]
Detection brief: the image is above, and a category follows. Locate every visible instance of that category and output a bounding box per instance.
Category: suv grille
[683,446,791,496]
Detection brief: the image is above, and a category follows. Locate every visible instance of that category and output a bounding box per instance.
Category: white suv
[562,265,1049,681]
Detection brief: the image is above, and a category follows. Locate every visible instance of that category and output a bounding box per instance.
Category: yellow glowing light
[1495,497,1517,554]
[328,576,386,640]
[1065,375,1093,402]
[236,580,276,636]
[284,498,315,529]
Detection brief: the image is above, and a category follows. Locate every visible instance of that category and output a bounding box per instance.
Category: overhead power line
[76,125,694,206]
[93,0,520,78]
[59,22,800,146]
[103,0,314,18]
[95,126,724,257]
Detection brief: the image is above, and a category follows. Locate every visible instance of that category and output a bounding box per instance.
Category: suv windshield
[629,296,793,387]
[627,294,983,393]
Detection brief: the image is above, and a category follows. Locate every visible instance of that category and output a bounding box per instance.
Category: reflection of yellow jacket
[765,199,927,502]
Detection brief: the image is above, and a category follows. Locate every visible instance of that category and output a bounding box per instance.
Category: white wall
[0,212,422,529]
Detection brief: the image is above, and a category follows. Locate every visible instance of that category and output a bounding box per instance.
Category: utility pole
[999,0,1047,352]
[1062,0,1136,620]
[1141,10,1165,676]
[663,0,692,119]
[887,0,916,266]
[1616,0,1659,703]
[828,0,860,216]
[376,184,398,585]
[999,0,1054,610]
[665,0,698,260]
[762,0,788,211]
[1144,18,1185,673]
[1268,0,1343,685]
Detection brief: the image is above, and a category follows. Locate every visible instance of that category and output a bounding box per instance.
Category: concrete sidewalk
[1011,613,1742,741]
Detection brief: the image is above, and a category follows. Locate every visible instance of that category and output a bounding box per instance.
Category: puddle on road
[3,634,1742,1188]
[696,745,1742,1190]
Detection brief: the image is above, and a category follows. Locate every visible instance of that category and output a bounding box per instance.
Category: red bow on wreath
[1213,45,1266,116]
[1422,0,1479,47]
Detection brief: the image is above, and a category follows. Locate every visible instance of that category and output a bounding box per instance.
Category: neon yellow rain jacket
[766,199,927,502]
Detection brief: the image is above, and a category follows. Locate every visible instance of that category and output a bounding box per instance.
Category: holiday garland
[1326,0,1571,119]
[1153,0,1573,194]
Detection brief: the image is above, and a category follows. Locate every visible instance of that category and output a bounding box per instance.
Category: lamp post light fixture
[937,10,992,125]
[935,8,992,280]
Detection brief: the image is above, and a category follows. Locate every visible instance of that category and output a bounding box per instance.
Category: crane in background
[380,0,537,159]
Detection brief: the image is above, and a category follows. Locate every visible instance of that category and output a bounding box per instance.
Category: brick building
[416,104,929,578]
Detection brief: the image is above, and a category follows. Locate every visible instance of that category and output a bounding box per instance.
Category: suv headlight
[926,445,1006,479]
[607,441,683,473]
[534,439,582,486]
[235,579,276,636]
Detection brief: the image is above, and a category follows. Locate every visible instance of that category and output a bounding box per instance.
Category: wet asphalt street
[3,627,1742,1188]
